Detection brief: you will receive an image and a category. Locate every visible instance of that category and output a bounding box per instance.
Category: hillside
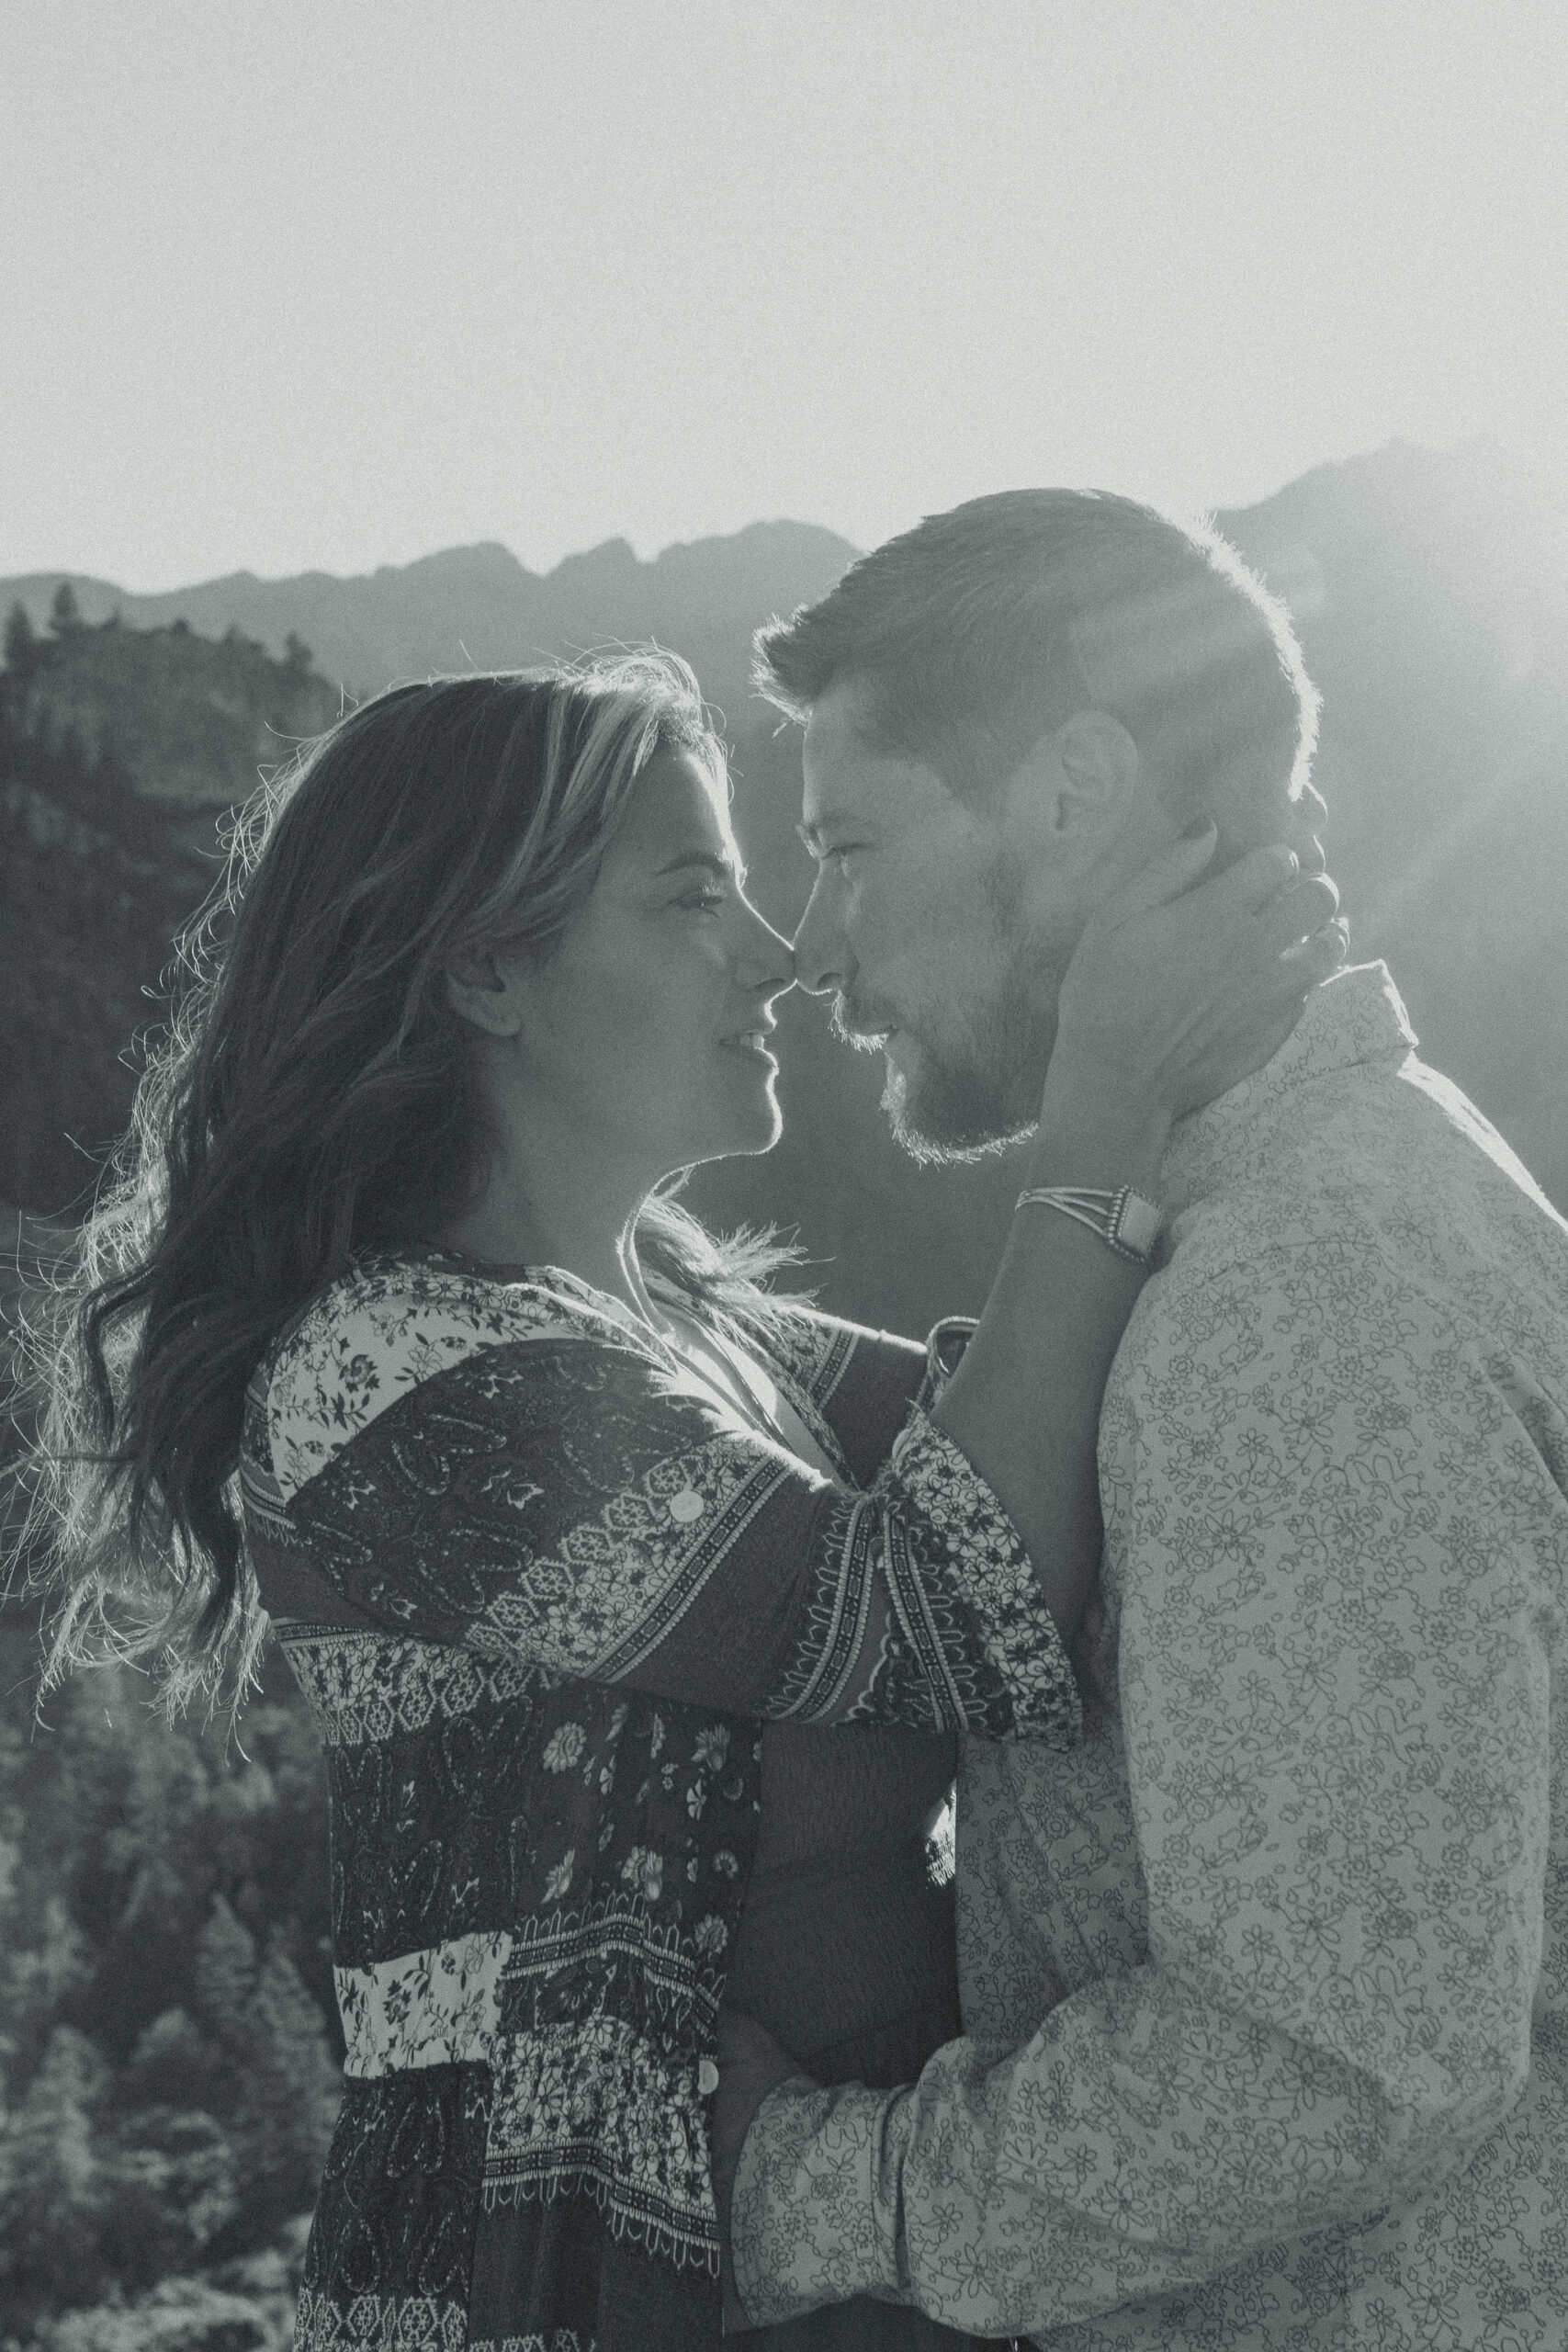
[0,602,340,1212]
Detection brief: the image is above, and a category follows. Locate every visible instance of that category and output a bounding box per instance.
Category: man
[716,490,1568,2346]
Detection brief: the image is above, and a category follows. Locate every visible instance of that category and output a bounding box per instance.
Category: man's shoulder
[1116,1044,1568,1429]
[1165,1035,1562,1282]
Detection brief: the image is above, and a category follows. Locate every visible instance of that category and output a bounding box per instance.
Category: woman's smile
[721,1025,779,1069]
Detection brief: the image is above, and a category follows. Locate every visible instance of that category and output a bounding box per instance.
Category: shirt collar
[1161,960,1417,1211]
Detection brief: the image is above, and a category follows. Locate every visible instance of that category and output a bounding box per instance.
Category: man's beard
[835,941,1059,1165]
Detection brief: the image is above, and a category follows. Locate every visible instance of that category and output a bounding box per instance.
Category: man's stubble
[861,859,1071,1166]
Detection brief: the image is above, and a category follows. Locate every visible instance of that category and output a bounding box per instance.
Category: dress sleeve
[730,1299,976,1488]
[273,1329,1079,1745]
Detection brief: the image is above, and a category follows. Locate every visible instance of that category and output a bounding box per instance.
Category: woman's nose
[790,876,844,997]
[737,903,796,1001]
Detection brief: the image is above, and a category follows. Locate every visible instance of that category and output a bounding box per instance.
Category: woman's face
[499,749,795,1175]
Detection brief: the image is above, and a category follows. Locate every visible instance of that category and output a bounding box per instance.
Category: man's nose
[790,874,848,997]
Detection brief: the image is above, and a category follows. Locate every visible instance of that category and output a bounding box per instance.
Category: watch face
[1116,1193,1165,1259]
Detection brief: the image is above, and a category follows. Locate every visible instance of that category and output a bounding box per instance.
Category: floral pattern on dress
[889,1410,1083,1737]
[733,966,1568,2349]
[485,2014,716,2264]
[265,1254,615,1505]
[337,1930,513,2076]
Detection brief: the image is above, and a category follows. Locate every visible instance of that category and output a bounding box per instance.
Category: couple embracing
[35,491,1568,2349]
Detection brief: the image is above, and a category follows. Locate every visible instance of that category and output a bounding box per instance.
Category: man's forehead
[802,680,913,826]
[804,675,880,762]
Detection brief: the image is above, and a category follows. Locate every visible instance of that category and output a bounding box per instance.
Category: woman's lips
[720,1030,778,1069]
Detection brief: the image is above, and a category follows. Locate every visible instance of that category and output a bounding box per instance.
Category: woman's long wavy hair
[21,650,795,1712]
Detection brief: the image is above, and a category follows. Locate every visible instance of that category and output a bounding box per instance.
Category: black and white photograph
[2,6,1565,2347]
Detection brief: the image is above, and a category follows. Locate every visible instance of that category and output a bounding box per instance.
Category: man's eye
[679,888,727,912]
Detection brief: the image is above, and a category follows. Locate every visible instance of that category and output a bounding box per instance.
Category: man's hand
[713,2008,818,2334]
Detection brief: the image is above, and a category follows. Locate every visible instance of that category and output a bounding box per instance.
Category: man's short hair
[755,488,1320,848]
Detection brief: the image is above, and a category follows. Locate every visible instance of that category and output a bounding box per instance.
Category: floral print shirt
[732,965,1568,2349]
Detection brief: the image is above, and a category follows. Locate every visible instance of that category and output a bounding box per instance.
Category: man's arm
[728,1248,1559,2335]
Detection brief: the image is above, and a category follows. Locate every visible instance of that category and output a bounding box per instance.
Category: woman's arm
[933,836,1341,1644]
[258,1309,1076,1745]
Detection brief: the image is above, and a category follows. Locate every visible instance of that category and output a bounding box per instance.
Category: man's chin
[881,1057,1035,1167]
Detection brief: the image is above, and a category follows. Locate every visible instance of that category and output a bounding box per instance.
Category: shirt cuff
[730,2077,906,2327]
[888,1408,1084,1747]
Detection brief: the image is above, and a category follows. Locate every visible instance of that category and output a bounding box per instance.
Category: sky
[4,0,1564,589]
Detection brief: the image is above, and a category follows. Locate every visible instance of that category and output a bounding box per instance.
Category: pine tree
[5,598,36,673]
[120,2004,229,2113]
[187,1898,339,2229]
[48,581,81,635]
[191,1894,260,2064]
[241,1938,341,2223]
[0,2024,109,2311]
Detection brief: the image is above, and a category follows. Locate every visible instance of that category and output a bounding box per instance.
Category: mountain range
[0,520,858,729]
[4,438,1565,1332]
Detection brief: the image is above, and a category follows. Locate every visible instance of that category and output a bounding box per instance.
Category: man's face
[794,679,1068,1159]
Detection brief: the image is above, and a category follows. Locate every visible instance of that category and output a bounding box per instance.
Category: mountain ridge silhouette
[0,520,859,724]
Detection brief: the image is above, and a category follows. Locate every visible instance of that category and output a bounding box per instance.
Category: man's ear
[444,945,528,1038]
[1052,710,1141,849]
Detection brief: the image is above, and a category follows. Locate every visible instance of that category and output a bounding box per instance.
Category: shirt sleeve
[272,1328,1079,1746]
[730,1250,1559,2333]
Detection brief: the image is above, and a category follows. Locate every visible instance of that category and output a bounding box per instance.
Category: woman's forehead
[611,748,736,869]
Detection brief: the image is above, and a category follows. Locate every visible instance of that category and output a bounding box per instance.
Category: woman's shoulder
[729,1295,925,1401]
[249,1247,645,1508]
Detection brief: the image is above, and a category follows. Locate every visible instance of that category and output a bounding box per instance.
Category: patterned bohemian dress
[239,1245,1082,2352]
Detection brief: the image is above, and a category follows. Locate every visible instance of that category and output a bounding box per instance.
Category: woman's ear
[444,946,528,1038]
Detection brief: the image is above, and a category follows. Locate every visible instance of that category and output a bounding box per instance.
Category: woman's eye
[679,889,728,913]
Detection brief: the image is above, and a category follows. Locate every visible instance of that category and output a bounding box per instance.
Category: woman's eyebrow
[653,848,745,884]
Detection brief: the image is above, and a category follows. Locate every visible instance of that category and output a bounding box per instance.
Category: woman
[28,653,1340,2352]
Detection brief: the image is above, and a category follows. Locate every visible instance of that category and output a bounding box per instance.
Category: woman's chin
[682,1087,784,1165]
[727,1095,784,1159]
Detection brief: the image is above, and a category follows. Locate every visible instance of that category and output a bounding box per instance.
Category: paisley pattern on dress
[240,1259,1079,2351]
[732,966,1568,2349]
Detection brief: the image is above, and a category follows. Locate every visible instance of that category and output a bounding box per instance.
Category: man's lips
[832,1000,901,1048]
